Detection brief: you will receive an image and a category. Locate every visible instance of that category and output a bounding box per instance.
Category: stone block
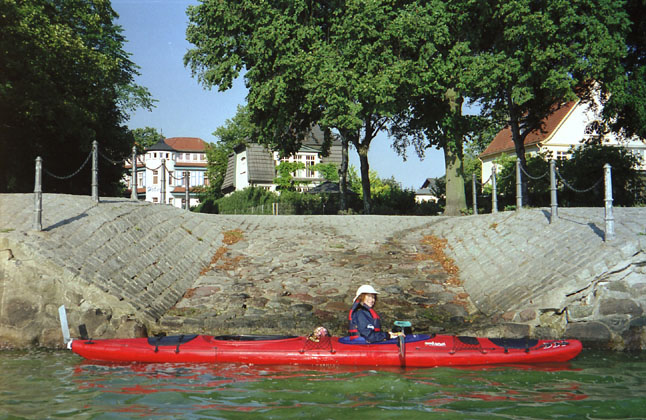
[567,304,594,320]
[565,321,612,342]
[518,308,537,322]
[533,326,559,339]
[503,323,531,338]
[600,315,631,334]
[599,298,643,316]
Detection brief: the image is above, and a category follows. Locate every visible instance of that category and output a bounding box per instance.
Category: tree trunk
[338,132,349,211]
[349,127,372,215]
[443,143,466,215]
[357,146,371,214]
[507,93,529,206]
[442,89,467,215]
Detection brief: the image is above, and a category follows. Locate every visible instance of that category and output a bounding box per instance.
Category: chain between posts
[42,150,93,180]
[32,141,197,231]
[470,159,615,241]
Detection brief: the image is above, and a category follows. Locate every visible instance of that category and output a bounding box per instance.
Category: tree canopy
[603,0,646,140]
[468,0,629,205]
[185,0,420,214]
[203,105,253,198]
[186,0,639,214]
[0,0,153,194]
[132,127,164,150]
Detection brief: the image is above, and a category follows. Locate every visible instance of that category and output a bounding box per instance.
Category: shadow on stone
[44,212,89,231]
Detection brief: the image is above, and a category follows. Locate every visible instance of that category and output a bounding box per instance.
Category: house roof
[221,143,276,193]
[246,143,276,183]
[146,139,175,152]
[420,178,437,189]
[307,181,340,193]
[416,178,439,195]
[164,137,208,152]
[480,101,578,158]
[221,154,236,192]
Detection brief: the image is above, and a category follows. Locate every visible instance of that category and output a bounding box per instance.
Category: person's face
[362,294,376,308]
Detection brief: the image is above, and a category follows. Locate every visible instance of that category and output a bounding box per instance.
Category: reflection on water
[1,349,645,419]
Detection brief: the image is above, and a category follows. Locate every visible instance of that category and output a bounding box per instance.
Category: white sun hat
[353,284,379,302]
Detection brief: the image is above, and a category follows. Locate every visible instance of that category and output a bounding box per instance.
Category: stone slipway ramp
[1,194,464,348]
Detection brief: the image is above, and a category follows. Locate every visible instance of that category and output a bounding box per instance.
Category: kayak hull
[71,334,582,367]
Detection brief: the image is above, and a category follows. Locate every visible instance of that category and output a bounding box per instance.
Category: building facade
[480,95,646,182]
[124,137,209,208]
[221,127,342,194]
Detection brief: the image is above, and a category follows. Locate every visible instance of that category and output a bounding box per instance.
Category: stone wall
[1,194,645,350]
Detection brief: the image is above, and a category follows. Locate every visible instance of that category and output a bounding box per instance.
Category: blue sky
[112,0,445,190]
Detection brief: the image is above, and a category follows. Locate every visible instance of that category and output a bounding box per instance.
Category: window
[137,172,144,187]
[168,171,174,185]
[556,151,570,160]
[193,153,198,161]
[152,197,158,203]
[153,170,158,185]
[306,155,316,177]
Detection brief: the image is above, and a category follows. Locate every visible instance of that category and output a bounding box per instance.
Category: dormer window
[584,121,605,144]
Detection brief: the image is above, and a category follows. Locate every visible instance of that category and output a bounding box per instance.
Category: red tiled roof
[480,101,578,158]
[164,137,208,152]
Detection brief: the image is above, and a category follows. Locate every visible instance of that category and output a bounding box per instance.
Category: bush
[558,144,643,206]
[493,145,643,208]
[212,187,277,214]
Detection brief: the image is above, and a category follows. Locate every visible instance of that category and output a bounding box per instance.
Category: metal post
[184,171,190,210]
[130,145,137,200]
[33,157,42,231]
[491,165,498,213]
[604,163,615,241]
[516,157,522,210]
[472,173,478,215]
[91,140,99,203]
[549,159,558,223]
[160,159,166,204]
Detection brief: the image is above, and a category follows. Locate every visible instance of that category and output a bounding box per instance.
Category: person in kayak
[348,284,403,342]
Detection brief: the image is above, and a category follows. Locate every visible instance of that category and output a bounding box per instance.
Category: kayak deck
[71,334,582,367]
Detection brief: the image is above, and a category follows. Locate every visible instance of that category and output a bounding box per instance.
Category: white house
[221,127,342,194]
[480,96,646,182]
[124,137,209,208]
[415,178,441,203]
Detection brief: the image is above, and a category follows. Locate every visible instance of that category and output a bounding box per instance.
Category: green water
[1,350,645,419]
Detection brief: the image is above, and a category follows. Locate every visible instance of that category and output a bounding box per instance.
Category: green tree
[204,105,253,199]
[558,144,643,207]
[274,161,306,191]
[313,163,339,182]
[604,0,646,140]
[387,0,481,216]
[0,0,153,194]
[185,0,417,214]
[132,127,164,150]
[469,0,629,206]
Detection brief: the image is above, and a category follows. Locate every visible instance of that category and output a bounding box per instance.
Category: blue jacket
[348,301,389,343]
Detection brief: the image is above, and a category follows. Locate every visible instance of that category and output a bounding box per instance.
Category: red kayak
[69,333,582,367]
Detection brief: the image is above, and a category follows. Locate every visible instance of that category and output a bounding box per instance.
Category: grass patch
[222,229,243,245]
